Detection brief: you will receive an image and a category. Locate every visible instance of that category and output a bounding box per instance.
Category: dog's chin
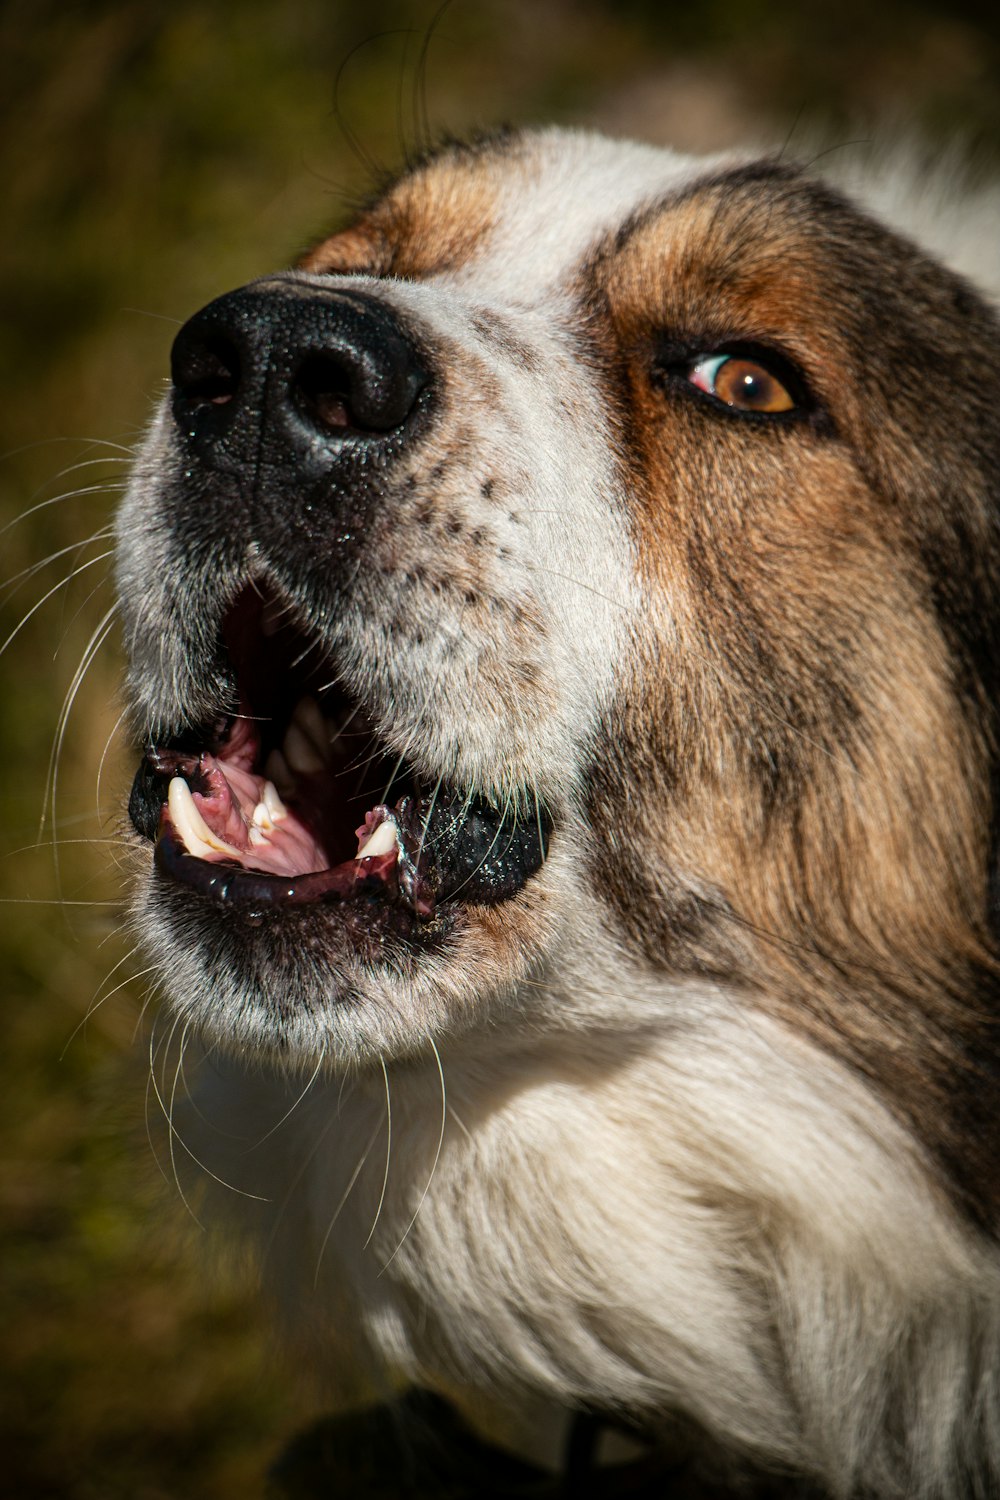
[132,865,561,1064]
[125,583,556,1064]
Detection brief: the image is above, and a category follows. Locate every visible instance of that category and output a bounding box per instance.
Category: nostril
[292,353,353,433]
[172,334,241,409]
[289,315,429,437]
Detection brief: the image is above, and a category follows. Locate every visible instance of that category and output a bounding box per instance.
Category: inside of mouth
[155,687,396,880]
[131,585,550,914]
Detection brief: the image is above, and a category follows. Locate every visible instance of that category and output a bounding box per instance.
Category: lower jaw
[137,839,566,1065]
[136,870,470,1063]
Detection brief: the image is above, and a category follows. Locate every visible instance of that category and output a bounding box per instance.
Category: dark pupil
[739,369,766,403]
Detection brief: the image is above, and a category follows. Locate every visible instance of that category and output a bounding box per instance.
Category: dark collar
[267,1389,812,1497]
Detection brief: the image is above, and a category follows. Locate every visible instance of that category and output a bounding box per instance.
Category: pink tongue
[190,754,331,878]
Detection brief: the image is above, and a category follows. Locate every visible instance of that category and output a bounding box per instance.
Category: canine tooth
[262,780,287,822]
[248,825,268,846]
[283,723,325,775]
[292,696,331,759]
[251,780,288,834]
[168,777,242,858]
[357,820,399,859]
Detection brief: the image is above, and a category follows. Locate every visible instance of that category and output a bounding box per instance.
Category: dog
[116,126,1000,1496]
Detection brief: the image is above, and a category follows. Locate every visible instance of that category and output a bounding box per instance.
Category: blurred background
[2,2,999,1495]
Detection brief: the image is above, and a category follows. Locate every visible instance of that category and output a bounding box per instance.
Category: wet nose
[169,279,430,471]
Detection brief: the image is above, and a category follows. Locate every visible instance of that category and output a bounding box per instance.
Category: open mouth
[128,586,551,923]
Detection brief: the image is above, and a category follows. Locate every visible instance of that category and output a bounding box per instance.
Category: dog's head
[118,127,1000,1213]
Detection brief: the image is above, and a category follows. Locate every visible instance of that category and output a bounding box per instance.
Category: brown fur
[578,164,1000,1226]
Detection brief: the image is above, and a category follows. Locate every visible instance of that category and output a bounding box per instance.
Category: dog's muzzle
[126,276,551,925]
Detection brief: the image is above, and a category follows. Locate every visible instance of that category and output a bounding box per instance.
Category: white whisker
[313,1116,384,1289]
[251,1050,327,1147]
[0,526,116,597]
[0,469,128,543]
[379,1036,447,1275]
[96,706,131,828]
[41,602,119,875]
[146,1012,270,1210]
[363,1056,393,1250]
[61,953,158,1058]
[0,550,113,660]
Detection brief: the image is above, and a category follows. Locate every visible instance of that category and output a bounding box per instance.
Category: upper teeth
[250,779,288,837]
[168,776,242,859]
[168,694,372,861]
[262,780,287,822]
[282,724,326,775]
[264,748,296,800]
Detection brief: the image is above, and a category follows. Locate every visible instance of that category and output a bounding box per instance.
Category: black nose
[169,279,430,473]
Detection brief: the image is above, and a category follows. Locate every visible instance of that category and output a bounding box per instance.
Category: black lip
[153,826,396,908]
[129,747,209,841]
[391,790,552,909]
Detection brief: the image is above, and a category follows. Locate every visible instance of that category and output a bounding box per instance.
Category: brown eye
[689,353,796,414]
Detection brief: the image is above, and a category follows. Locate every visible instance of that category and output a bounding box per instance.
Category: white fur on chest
[186,981,991,1492]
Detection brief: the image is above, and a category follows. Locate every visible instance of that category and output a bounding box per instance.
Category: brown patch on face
[299,222,390,276]
[582,167,1000,1226]
[301,142,507,281]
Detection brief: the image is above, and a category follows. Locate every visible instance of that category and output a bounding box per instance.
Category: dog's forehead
[309,128,748,296]
[427,129,726,290]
